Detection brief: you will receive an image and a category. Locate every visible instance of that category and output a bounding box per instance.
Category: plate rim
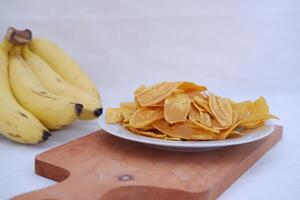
[98,113,275,148]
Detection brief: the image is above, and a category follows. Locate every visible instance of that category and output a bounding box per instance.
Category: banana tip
[42,130,52,141]
[75,103,84,116]
[94,108,103,117]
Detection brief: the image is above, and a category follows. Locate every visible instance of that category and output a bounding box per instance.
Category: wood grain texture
[13,126,283,200]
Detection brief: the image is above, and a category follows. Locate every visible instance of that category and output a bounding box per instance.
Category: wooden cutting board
[13,126,282,200]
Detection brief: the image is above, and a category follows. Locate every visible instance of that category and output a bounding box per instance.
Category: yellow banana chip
[129,107,164,128]
[254,96,269,115]
[165,137,182,141]
[135,97,142,109]
[178,82,207,92]
[148,100,165,107]
[218,118,245,140]
[106,81,278,141]
[192,100,205,112]
[139,124,155,131]
[209,93,233,127]
[187,119,220,134]
[232,111,239,124]
[188,105,200,121]
[120,108,135,123]
[120,102,137,110]
[134,85,147,96]
[136,82,181,107]
[240,121,265,129]
[211,118,229,130]
[227,130,245,139]
[106,108,123,123]
[239,97,279,126]
[193,96,214,116]
[164,92,191,124]
[186,90,207,99]
[188,105,212,128]
[189,133,218,140]
[232,101,251,120]
[127,127,166,139]
[152,119,217,140]
[240,114,278,126]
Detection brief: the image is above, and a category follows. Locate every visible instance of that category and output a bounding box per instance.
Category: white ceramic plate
[98,113,275,151]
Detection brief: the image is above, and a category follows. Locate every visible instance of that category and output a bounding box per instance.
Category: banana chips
[106,82,278,141]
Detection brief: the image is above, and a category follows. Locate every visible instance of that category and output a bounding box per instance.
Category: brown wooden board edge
[212,125,283,199]
[13,125,283,200]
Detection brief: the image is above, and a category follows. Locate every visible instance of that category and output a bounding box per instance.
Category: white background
[0,0,300,199]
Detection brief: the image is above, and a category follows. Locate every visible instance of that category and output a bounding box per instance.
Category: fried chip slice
[129,107,164,128]
[139,124,155,131]
[188,105,200,121]
[227,130,245,139]
[186,119,220,134]
[106,108,123,123]
[148,100,165,107]
[164,92,191,124]
[188,105,212,127]
[189,133,218,140]
[232,111,239,124]
[136,82,182,107]
[178,82,207,92]
[135,97,142,109]
[245,97,278,123]
[186,90,207,99]
[106,82,279,141]
[209,93,233,127]
[192,100,205,112]
[134,85,147,108]
[152,119,218,140]
[120,108,135,123]
[165,137,182,141]
[134,85,147,96]
[254,96,269,115]
[239,97,278,126]
[120,102,137,110]
[218,103,261,139]
[232,101,251,121]
[239,114,278,126]
[127,127,166,139]
[240,121,265,129]
[211,118,229,130]
[193,96,214,116]
[218,118,245,140]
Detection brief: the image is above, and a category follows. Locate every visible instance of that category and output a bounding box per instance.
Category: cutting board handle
[12,175,132,200]
[12,178,203,200]
[12,173,202,200]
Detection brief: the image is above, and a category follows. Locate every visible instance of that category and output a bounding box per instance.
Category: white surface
[0,0,299,199]
[99,112,275,151]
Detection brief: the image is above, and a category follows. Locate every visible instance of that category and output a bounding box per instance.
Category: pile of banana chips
[106,82,278,141]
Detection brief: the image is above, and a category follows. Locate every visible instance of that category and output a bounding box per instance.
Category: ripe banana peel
[29,39,101,101]
[9,47,83,130]
[0,27,103,144]
[0,29,50,144]
[22,46,102,120]
[0,99,51,144]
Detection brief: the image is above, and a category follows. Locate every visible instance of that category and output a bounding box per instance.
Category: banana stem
[0,27,32,52]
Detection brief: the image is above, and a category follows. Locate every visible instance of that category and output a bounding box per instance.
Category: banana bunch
[0,27,102,144]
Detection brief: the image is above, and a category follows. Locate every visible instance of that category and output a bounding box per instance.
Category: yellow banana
[9,47,83,130]
[29,38,101,101]
[0,39,14,98]
[0,100,50,144]
[22,46,102,120]
[0,38,50,144]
